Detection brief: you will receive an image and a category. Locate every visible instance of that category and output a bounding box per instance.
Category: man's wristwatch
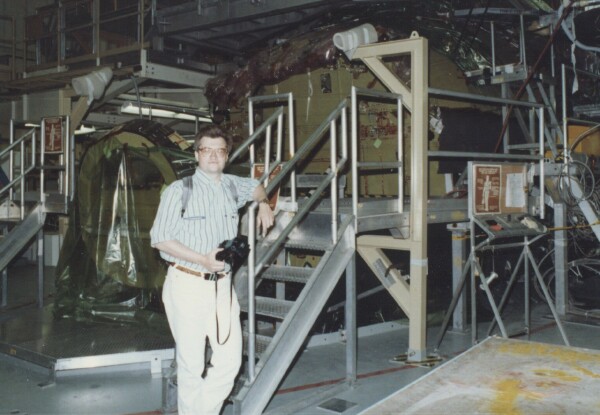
[259,198,270,205]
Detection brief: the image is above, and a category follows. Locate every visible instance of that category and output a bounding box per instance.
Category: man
[150,124,275,415]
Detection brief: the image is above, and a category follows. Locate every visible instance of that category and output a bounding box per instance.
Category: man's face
[195,136,229,176]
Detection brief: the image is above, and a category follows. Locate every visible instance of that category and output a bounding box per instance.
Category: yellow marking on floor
[573,365,600,379]
[533,368,581,382]
[489,379,522,415]
[498,342,600,365]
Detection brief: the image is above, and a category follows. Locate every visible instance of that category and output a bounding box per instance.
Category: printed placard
[44,117,63,153]
[474,164,501,215]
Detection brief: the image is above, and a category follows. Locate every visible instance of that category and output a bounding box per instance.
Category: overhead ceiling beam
[157,0,344,36]
[139,50,214,87]
[85,112,200,134]
[168,9,324,42]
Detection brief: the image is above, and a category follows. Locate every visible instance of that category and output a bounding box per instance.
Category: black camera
[216,235,250,271]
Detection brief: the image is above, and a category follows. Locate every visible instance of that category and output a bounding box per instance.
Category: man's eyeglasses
[197,147,228,157]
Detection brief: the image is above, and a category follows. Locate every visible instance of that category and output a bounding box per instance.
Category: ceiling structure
[1,0,599,127]
[152,0,554,67]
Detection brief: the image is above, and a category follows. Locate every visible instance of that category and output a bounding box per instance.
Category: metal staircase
[214,93,357,414]
[233,212,355,415]
[0,204,46,273]
[0,118,73,308]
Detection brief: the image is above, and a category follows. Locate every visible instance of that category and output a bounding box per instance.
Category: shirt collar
[194,167,226,185]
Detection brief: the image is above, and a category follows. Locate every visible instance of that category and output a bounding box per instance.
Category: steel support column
[353,34,429,361]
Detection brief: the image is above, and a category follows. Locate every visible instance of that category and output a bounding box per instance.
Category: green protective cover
[54,119,196,323]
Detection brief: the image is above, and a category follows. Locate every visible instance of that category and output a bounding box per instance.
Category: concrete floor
[1,259,600,415]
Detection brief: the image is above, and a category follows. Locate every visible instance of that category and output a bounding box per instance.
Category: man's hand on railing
[257,201,275,237]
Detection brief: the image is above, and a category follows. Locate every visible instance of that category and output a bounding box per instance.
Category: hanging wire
[464,0,491,53]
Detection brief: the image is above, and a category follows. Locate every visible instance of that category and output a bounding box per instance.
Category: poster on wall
[44,117,64,153]
[473,164,501,215]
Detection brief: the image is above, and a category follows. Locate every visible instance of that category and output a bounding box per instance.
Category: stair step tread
[284,239,332,251]
[239,297,294,320]
[262,265,313,283]
[242,331,272,357]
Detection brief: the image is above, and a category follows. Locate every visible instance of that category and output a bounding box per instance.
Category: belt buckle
[205,273,217,281]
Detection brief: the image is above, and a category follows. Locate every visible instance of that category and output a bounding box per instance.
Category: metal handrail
[248,93,296,203]
[40,116,74,206]
[1,118,74,221]
[24,0,148,70]
[0,123,37,220]
[243,98,348,381]
[351,86,404,229]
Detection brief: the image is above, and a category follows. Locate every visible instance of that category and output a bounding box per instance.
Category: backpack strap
[180,175,239,217]
[228,179,238,206]
[181,175,192,217]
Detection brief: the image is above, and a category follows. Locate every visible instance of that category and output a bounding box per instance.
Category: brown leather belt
[167,262,227,281]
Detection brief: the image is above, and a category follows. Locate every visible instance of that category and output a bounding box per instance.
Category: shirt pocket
[182,204,207,235]
[181,215,204,235]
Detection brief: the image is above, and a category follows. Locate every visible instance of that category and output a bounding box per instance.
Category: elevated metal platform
[313,196,468,231]
[0,305,174,377]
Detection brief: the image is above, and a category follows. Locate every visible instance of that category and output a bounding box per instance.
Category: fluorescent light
[25,123,40,128]
[74,125,96,135]
[120,102,212,123]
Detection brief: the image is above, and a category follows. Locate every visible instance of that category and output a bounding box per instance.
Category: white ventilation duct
[333,23,377,59]
[71,67,113,104]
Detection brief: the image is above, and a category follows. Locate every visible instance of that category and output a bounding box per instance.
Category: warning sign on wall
[44,117,63,153]
[473,164,501,215]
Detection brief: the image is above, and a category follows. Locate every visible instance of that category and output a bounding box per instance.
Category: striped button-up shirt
[150,168,258,272]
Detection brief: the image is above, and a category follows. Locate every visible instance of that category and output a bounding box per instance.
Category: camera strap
[214,274,234,345]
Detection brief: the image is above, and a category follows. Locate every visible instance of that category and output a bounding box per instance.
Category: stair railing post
[276,111,283,166]
[538,107,545,220]
[32,129,37,201]
[288,93,296,205]
[19,138,25,220]
[40,118,46,207]
[37,228,44,308]
[248,99,256,174]
[9,119,14,202]
[561,63,569,165]
[248,203,257,381]
[65,115,71,203]
[351,87,358,229]
[397,95,404,213]
[345,251,357,383]
[330,116,338,243]
[264,124,272,186]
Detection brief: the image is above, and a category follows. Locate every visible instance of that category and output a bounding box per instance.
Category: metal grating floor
[0,305,174,372]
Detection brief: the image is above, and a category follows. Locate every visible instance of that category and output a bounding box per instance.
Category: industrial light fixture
[74,125,96,135]
[120,101,212,122]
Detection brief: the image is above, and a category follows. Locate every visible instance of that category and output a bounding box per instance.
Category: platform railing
[350,86,404,228]
[23,0,148,72]
[0,122,37,220]
[40,116,74,209]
